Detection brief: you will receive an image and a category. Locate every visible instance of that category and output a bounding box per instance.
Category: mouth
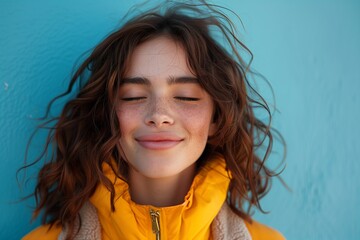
[135,133,183,150]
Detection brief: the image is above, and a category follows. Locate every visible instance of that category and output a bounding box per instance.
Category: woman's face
[116,36,215,180]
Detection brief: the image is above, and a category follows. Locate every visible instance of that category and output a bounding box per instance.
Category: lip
[135,133,183,150]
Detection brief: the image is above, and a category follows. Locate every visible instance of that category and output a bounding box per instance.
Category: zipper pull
[150,209,161,240]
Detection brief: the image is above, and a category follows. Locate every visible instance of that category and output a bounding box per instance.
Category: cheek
[116,106,144,134]
[180,104,213,137]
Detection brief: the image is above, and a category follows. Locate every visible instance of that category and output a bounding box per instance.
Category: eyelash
[121,97,146,101]
[121,97,200,102]
[175,97,200,101]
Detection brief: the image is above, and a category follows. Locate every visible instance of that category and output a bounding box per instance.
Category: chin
[131,160,195,180]
[140,166,185,179]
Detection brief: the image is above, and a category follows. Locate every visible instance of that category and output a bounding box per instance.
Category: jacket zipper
[150,209,161,240]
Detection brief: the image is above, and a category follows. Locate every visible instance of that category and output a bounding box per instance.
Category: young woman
[23,1,285,239]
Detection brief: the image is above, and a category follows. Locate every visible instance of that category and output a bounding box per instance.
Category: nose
[145,98,174,127]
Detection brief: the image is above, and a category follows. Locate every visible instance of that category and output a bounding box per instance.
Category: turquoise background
[1,0,359,239]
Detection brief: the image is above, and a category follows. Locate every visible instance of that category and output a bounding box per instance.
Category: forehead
[124,36,195,79]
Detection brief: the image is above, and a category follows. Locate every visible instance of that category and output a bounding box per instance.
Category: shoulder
[22,224,61,240]
[214,203,285,240]
[244,220,285,240]
[213,203,285,240]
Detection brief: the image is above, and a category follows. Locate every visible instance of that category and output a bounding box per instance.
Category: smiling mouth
[136,140,182,150]
[135,133,184,150]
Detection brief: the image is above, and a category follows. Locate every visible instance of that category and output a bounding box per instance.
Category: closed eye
[175,97,200,101]
[121,97,146,101]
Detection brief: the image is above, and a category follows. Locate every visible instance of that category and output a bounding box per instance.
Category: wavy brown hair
[21,1,285,239]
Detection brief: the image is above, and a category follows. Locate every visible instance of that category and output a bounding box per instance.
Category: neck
[128,165,196,207]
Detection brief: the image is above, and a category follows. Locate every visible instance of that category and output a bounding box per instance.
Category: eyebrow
[121,76,198,85]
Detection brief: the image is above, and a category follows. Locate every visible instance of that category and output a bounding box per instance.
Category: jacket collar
[89,154,231,240]
[59,201,252,240]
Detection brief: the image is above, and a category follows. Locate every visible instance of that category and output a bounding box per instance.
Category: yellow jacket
[23,156,285,240]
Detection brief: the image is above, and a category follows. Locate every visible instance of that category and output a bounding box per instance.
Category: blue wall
[1,0,359,239]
